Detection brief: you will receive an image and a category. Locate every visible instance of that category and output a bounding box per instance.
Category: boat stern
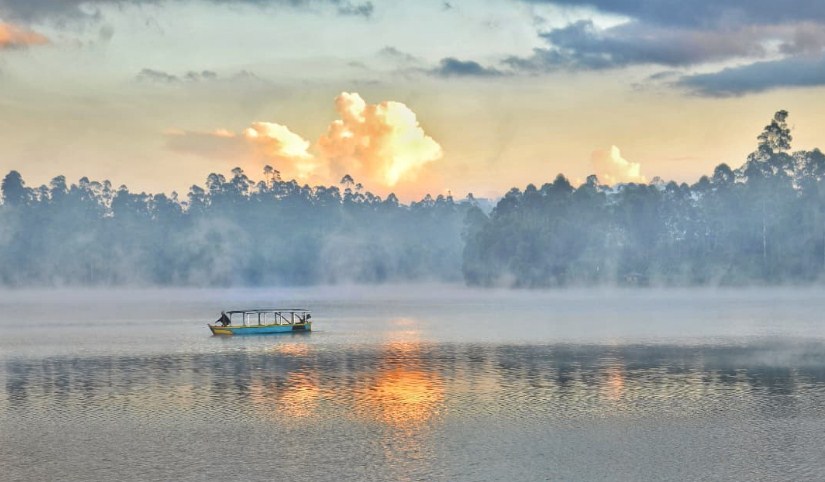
[208,324,234,336]
[292,321,311,332]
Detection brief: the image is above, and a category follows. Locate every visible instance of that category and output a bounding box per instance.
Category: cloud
[183,70,218,82]
[505,20,770,71]
[521,0,825,29]
[778,22,825,55]
[590,146,646,185]
[0,0,374,23]
[137,68,179,83]
[677,55,825,97]
[429,57,505,77]
[336,1,373,17]
[503,1,825,97]
[377,46,420,64]
[318,92,443,186]
[243,122,320,180]
[98,24,114,42]
[0,22,49,49]
[166,126,318,181]
[168,92,443,189]
[137,68,258,84]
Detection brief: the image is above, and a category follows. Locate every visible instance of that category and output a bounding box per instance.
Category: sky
[2,0,825,200]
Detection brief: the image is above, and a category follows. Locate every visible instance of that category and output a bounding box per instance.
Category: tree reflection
[6,342,825,423]
[248,372,319,419]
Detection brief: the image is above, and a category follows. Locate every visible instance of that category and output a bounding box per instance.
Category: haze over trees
[464,111,825,286]
[2,110,825,288]
[0,168,468,286]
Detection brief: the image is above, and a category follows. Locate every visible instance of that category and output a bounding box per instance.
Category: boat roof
[225,308,310,314]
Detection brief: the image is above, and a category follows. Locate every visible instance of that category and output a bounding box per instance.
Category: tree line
[463,111,825,286]
[0,168,469,286]
[2,110,824,287]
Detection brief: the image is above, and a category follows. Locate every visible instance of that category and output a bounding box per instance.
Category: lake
[2,286,825,481]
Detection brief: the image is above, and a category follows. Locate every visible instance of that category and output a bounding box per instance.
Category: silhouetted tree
[1,171,29,206]
[462,110,825,287]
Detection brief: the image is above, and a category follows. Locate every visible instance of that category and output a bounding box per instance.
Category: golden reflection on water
[250,335,446,427]
[357,339,444,480]
[364,367,444,427]
[278,373,319,418]
[270,343,310,357]
[244,342,319,419]
[249,372,319,420]
[355,340,445,428]
[601,362,625,402]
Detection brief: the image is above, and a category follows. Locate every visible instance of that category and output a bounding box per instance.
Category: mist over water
[3,110,825,289]
[3,286,825,481]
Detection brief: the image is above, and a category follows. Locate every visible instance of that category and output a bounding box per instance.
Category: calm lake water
[3,286,825,481]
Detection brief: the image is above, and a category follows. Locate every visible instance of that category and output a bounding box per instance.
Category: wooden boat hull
[208,322,311,336]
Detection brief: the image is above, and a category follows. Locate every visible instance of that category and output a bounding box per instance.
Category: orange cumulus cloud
[243,122,321,181]
[166,92,443,192]
[590,145,647,185]
[318,92,443,187]
[165,125,318,182]
[0,23,49,49]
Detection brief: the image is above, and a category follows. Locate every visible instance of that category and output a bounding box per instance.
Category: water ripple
[4,341,825,480]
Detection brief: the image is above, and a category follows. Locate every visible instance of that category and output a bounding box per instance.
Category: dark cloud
[231,69,263,81]
[676,55,825,97]
[377,46,420,64]
[136,68,178,83]
[505,20,768,71]
[778,22,825,55]
[136,68,260,84]
[647,70,679,81]
[336,1,372,17]
[98,24,115,42]
[430,57,504,78]
[0,0,101,23]
[521,0,825,29]
[0,0,373,23]
[499,1,825,96]
[183,70,218,82]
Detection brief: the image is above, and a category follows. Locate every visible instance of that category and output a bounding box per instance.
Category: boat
[208,308,312,335]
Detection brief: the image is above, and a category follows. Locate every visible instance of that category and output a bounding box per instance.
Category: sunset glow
[2,1,823,200]
[5,2,825,480]
[0,22,48,49]
[356,342,445,428]
[318,92,443,187]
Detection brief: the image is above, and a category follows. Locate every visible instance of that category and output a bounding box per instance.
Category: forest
[2,111,825,287]
[0,169,469,286]
[464,111,825,286]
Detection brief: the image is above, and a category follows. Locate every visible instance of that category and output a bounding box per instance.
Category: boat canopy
[224,308,310,315]
[218,308,312,327]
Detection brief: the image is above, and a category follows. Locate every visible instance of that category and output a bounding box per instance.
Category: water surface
[2,286,825,481]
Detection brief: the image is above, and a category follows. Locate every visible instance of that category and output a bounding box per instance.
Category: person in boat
[216,311,231,327]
